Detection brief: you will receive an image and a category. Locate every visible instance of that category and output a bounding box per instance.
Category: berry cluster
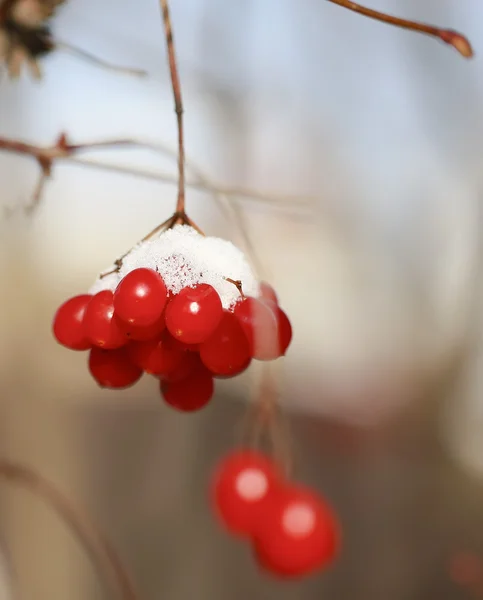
[50,227,339,581]
[52,267,292,411]
[212,450,340,578]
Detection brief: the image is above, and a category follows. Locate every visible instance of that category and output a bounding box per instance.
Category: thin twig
[0,459,140,600]
[26,169,49,214]
[224,277,245,299]
[238,364,293,479]
[0,134,313,214]
[72,138,273,277]
[67,156,311,210]
[159,0,186,214]
[327,0,473,58]
[99,213,174,278]
[54,40,148,77]
[140,137,269,276]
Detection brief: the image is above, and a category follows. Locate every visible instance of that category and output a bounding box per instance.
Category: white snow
[89,271,120,295]
[89,225,260,308]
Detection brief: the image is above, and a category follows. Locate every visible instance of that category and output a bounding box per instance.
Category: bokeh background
[1,0,483,598]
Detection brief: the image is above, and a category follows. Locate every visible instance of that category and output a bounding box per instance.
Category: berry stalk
[327,0,473,58]
[98,0,199,278]
[159,0,186,215]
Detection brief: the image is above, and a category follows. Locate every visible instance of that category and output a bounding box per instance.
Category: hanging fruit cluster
[51,223,342,579]
[213,450,340,578]
[52,225,292,412]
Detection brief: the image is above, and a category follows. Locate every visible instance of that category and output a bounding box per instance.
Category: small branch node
[224,277,245,299]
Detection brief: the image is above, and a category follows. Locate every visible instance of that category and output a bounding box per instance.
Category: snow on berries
[89,225,260,303]
[211,449,340,579]
[52,225,293,412]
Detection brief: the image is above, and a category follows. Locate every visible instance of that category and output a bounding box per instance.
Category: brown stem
[99,210,205,279]
[224,277,245,300]
[54,41,147,77]
[0,459,139,600]
[0,138,48,157]
[0,132,287,276]
[159,0,186,214]
[238,365,293,479]
[327,0,473,58]
[0,133,315,214]
[25,169,49,215]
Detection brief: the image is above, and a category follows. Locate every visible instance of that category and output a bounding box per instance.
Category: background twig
[159,0,186,214]
[0,134,314,215]
[54,40,148,77]
[327,0,473,57]
[0,459,140,600]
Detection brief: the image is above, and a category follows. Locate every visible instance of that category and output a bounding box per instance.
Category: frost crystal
[89,225,260,308]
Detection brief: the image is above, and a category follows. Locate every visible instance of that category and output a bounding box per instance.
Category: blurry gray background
[1,0,483,598]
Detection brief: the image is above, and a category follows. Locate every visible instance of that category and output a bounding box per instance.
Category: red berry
[165,283,223,344]
[160,364,214,411]
[128,331,184,376]
[199,311,251,376]
[114,268,168,327]
[168,336,199,352]
[88,346,142,389]
[212,450,282,536]
[115,313,166,341]
[83,290,127,349]
[160,351,202,383]
[234,297,280,361]
[259,282,278,305]
[277,308,292,355]
[256,301,293,357]
[254,485,339,578]
[213,356,252,379]
[52,294,92,350]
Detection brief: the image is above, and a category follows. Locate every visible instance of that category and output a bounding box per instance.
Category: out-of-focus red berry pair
[212,450,340,579]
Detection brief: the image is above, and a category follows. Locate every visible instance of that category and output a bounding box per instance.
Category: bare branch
[54,40,148,77]
[25,168,49,214]
[0,459,140,600]
[238,363,293,479]
[0,134,313,216]
[158,0,186,214]
[327,0,473,58]
[168,144,268,278]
